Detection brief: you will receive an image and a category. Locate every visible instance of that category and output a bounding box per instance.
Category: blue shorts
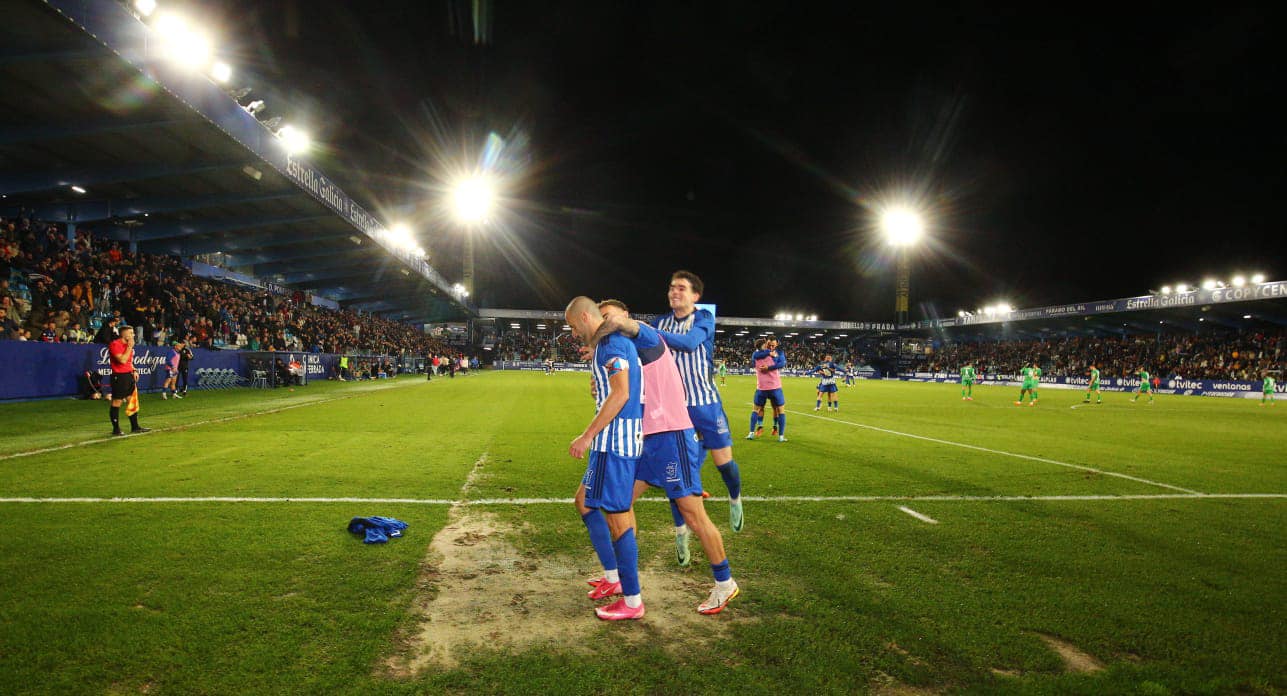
[817,383,839,394]
[687,402,733,451]
[636,429,704,500]
[753,388,785,408]
[582,451,639,513]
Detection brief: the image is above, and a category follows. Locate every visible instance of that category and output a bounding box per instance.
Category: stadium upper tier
[0,0,469,324]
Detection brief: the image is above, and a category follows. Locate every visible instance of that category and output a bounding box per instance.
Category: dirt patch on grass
[1032,632,1105,673]
[382,462,750,675]
[870,671,943,695]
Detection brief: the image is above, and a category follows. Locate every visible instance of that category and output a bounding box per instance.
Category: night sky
[205,1,1284,321]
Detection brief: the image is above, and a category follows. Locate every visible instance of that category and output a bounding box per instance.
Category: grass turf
[0,373,1282,694]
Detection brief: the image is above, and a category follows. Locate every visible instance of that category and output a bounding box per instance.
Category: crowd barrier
[893,373,1282,399]
[0,342,403,400]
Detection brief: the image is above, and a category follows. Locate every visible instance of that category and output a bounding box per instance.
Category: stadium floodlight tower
[881,207,925,325]
[450,175,497,298]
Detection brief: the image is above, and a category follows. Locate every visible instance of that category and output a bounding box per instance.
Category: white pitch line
[897,506,939,524]
[783,407,1203,495]
[0,493,1282,505]
[0,378,430,463]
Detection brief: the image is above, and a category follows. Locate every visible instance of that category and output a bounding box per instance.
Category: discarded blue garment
[347,516,409,544]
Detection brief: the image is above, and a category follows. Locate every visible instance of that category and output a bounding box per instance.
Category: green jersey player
[1262,373,1277,406]
[960,363,976,400]
[1083,365,1102,404]
[1016,362,1040,406]
[1131,367,1154,404]
[717,360,728,387]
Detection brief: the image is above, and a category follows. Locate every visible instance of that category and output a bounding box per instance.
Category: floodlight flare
[277,125,311,155]
[880,208,925,247]
[1251,273,1265,284]
[1201,278,1217,290]
[135,0,157,16]
[210,61,232,84]
[451,176,497,224]
[1160,285,1172,294]
[1231,276,1246,288]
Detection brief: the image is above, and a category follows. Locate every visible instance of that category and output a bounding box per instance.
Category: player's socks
[128,415,141,430]
[109,406,121,433]
[748,411,760,435]
[815,398,821,410]
[668,500,685,528]
[833,399,838,411]
[715,460,741,500]
[776,413,786,437]
[604,568,619,583]
[581,510,617,574]
[611,528,641,604]
[711,558,732,583]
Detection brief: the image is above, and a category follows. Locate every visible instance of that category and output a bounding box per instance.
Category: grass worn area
[0,372,1282,694]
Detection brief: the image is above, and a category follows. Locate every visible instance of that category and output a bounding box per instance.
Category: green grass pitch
[0,373,1282,694]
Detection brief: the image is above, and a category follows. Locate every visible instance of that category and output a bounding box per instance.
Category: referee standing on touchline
[108,326,150,436]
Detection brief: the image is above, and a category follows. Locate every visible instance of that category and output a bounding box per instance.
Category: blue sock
[711,558,731,582]
[816,398,821,409]
[715,460,741,499]
[581,510,616,572]
[777,413,786,436]
[668,499,685,528]
[833,399,838,410]
[749,411,759,432]
[611,528,641,597]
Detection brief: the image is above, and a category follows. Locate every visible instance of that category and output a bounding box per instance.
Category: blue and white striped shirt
[590,333,644,457]
[652,309,722,408]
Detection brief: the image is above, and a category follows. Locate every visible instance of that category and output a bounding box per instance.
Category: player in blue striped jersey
[565,296,647,620]
[809,354,842,411]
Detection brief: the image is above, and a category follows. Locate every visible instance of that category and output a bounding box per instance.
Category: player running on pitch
[1083,364,1102,404]
[960,361,976,400]
[1261,372,1276,406]
[1131,366,1154,404]
[810,354,841,411]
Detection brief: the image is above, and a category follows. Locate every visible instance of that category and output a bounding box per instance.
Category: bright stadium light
[277,125,311,155]
[984,306,996,316]
[135,0,157,17]
[210,61,232,84]
[957,310,966,317]
[1231,276,1246,288]
[1160,285,1172,294]
[154,14,213,70]
[451,176,497,224]
[1251,273,1266,284]
[70,185,86,194]
[807,314,817,321]
[795,313,803,321]
[880,208,924,247]
[1243,314,1252,319]
[1201,278,1217,290]
[1176,283,1189,293]
[413,246,426,259]
[998,303,1012,314]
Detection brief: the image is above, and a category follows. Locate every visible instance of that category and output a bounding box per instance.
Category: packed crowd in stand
[494,330,581,361]
[918,330,1284,381]
[1,215,452,358]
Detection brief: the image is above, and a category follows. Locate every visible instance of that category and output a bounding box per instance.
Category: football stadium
[1,2,1283,694]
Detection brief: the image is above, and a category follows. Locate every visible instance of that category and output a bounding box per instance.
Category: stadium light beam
[210,61,232,84]
[1176,283,1189,293]
[135,0,156,17]
[880,208,924,247]
[1160,285,1172,294]
[277,125,311,155]
[1251,273,1266,284]
[1231,275,1246,288]
[1201,278,1217,290]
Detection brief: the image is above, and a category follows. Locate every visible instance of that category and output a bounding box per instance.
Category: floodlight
[135,0,156,17]
[1160,285,1172,294]
[245,100,266,115]
[210,61,232,84]
[880,208,924,247]
[1201,278,1217,290]
[1231,276,1246,288]
[957,310,966,317]
[998,303,1012,313]
[277,125,310,155]
[70,185,86,194]
[984,306,996,316]
[1243,314,1252,319]
[451,176,496,224]
[808,314,817,321]
[1251,273,1265,284]
[1176,283,1188,293]
[795,313,803,321]
[413,246,426,259]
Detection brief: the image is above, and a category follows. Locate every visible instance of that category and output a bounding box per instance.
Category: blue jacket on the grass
[347,516,408,544]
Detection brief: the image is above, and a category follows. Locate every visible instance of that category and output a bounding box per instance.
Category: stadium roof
[0,0,470,324]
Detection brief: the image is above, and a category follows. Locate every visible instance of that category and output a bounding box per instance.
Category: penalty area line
[0,493,1282,505]
[782,407,1203,495]
[897,506,939,524]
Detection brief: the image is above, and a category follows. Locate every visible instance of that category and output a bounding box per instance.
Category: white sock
[605,569,620,583]
[675,524,689,536]
[730,496,740,505]
[717,578,736,591]
[624,594,642,608]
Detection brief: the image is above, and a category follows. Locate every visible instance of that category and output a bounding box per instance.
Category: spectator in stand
[40,320,58,342]
[93,317,119,345]
[0,307,19,340]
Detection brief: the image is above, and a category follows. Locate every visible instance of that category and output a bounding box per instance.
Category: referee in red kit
[108,326,150,436]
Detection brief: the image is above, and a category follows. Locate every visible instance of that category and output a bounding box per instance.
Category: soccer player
[107,326,150,436]
[748,338,787,439]
[1262,372,1277,406]
[597,300,739,614]
[1131,366,1154,404]
[592,271,745,555]
[960,362,976,400]
[544,356,555,375]
[161,341,181,399]
[844,361,856,387]
[565,297,646,620]
[1083,364,1102,404]
[177,339,194,395]
[1015,361,1039,406]
[810,354,841,411]
[717,359,728,387]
